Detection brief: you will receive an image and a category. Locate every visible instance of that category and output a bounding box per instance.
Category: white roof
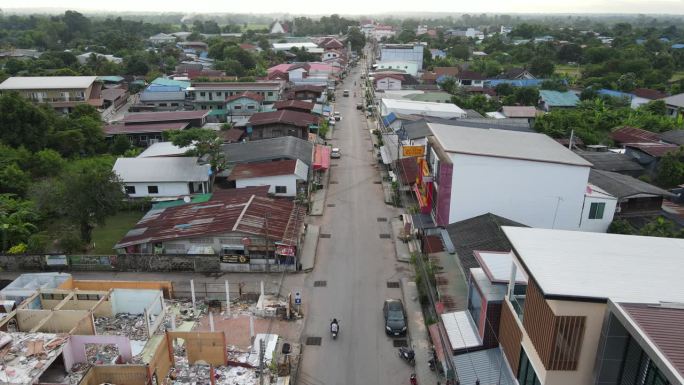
[113,157,210,183]
[272,42,319,50]
[137,142,194,158]
[428,123,592,167]
[474,251,527,284]
[382,98,466,117]
[441,311,482,350]
[502,227,684,303]
[0,76,97,90]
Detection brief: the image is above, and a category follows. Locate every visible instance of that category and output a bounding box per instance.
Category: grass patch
[555,64,581,78]
[669,71,684,82]
[89,211,144,254]
[245,23,269,31]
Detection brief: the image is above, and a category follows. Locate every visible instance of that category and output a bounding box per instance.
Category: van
[343,90,350,97]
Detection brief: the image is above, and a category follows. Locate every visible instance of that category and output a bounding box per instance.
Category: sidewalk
[391,218,411,263]
[299,224,320,272]
[401,277,440,385]
[310,169,330,216]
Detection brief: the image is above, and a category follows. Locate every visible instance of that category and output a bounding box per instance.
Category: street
[297,60,414,385]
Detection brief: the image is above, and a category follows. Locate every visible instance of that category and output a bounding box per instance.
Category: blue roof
[484,79,550,88]
[146,84,183,92]
[97,75,124,83]
[382,112,397,127]
[659,37,670,43]
[672,44,684,49]
[597,89,633,100]
[540,90,580,107]
[151,77,190,90]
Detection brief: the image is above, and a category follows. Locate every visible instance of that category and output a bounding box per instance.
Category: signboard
[45,255,67,266]
[294,291,302,305]
[402,146,425,157]
[220,255,250,264]
[275,245,296,257]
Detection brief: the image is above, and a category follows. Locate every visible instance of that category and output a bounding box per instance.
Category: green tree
[0,93,52,151]
[639,217,684,238]
[514,87,540,106]
[124,55,150,75]
[607,219,635,235]
[494,83,515,97]
[29,149,66,178]
[655,149,684,188]
[164,128,226,178]
[0,194,39,251]
[110,135,132,155]
[529,57,555,77]
[347,27,366,53]
[0,164,31,196]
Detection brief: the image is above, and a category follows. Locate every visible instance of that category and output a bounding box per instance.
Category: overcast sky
[3,0,684,15]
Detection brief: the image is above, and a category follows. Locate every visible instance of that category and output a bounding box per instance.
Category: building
[456,71,486,87]
[597,89,650,109]
[224,92,265,117]
[574,149,644,177]
[220,136,314,167]
[660,93,684,118]
[149,33,177,45]
[273,100,315,114]
[246,110,319,140]
[419,123,615,231]
[374,61,419,76]
[374,74,404,90]
[500,106,538,120]
[610,126,661,146]
[100,87,128,110]
[381,99,466,119]
[104,122,188,147]
[138,89,186,111]
[539,90,580,111]
[496,227,684,385]
[429,49,447,59]
[186,82,283,115]
[272,42,319,52]
[113,157,211,198]
[624,142,681,173]
[660,129,684,146]
[285,85,326,102]
[114,186,305,270]
[500,68,535,80]
[380,43,425,71]
[588,169,674,216]
[227,159,309,197]
[270,21,288,35]
[76,52,123,65]
[122,110,209,128]
[0,76,101,114]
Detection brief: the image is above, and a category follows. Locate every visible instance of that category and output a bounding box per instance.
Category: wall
[579,194,617,233]
[376,61,419,76]
[123,181,191,198]
[16,309,51,331]
[449,153,589,230]
[380,45,424,70]
[37,310,92,334]
[63,335,133,370]
[79,365,149,385]
[69,280,173,299]
[375,78,402,90]
[0,254,226,273]
[167,331,226,366]
[499,300,523,375]
[111,289,162,315]
[250,123,307,140]
[235,174,299,197]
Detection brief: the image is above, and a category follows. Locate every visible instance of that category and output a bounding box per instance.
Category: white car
[331,148,341,159]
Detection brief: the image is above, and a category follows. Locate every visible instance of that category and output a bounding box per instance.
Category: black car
[383,299,407,336]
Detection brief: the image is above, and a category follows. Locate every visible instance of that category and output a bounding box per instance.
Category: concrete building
[186,82,283,114]
[76,52,123,65]
[0,76,101,114]
[149,33,177,45]
[113,157,211,198]
[227,159,309,197]
[374,74,404,90]
[415,123,615,231]
[496,227,684,385]
[374,61,419,76]
[246,110,319,141]
[661,93,684,119]
[380,99,467,119]
[380,43,425,71]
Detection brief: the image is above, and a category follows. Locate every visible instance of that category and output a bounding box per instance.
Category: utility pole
[258,338,266,385]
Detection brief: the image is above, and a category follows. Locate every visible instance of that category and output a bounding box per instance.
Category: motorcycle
[409,373,417,385]
[330,320,339,339]
[398,346,415,366]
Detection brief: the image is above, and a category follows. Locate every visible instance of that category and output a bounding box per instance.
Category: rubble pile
[85,343,119,364]
[94,313,147,340]
[0,332,69,384]
[64,362,90,385]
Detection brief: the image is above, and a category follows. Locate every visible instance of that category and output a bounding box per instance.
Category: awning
[441,311,482,352]
[453,348,517,385]
[428,324,447,365]
[313,145,331,171]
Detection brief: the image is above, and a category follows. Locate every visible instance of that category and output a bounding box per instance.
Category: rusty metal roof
[273,100,315,111]
[611,126,661,144]
[114,186,305,248]
[123,110,209,123]
[248,110,319,128]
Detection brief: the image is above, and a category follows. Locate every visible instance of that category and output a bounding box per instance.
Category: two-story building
[380,43,425,71]
[186,82,283,118]
[0,76,102,114]
[246,110,319,141]
[224,92,264,117]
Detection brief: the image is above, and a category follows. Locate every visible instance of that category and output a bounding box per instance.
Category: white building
[113,157,211,198]
[228,159,308,197]
[270,21,287,34]
[380,99,467,119]
[380,44,424,71]
[76,52,123,65]
[148,33,177,45]
[374,61,419,76]
[421,123,615,231]
[374,74,403,91]
[272,42,319,51]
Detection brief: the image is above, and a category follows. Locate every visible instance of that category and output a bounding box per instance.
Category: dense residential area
[0,7,684,385]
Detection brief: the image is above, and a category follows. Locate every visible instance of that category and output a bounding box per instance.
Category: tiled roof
[123,110,209,123]
[228,159,299,180]
[248,110,319,128]
[220,128,244,143]
[588,169,674,199]
[632,88,667,100]
[273,100,315,111]
[446,213,527,281]
[434,67,460,77]
[625,142,680,157]
[114,186,305,248]
[225,91,264,103]
[611,126,661,144]
[458,70,486,80]
[104,122,188,136]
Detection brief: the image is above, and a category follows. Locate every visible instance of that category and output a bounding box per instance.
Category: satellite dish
[183,196,191,203]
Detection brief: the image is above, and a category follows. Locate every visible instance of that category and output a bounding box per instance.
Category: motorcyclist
[331,318,339,333]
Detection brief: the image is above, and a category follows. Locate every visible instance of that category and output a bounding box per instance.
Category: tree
[347,27,366,53]
[557,44,582,63]
[110,135,131,155]
[29,149,66,178]
[450,45,470,60]
[616,72,637,92]
[165,128,227,179]
[0,164,31,196]
[494,83,515,97]
[514,87,540,106]
[124,55,150,75]
[655,149,684,188]
[639,217,684,238]
[529,57,555,77]
[0,93,52,151]
[0,194,39,251]
[608,219,635,235]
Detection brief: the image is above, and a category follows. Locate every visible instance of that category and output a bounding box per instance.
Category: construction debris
[0,332,69,385]
[94,313,147,340]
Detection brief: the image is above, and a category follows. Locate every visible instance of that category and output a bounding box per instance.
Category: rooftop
[137,142,194,158]
[661,93,684,108]
[0,76,98,90]
[273,100,315,111]
[661,129,684,146]
[632,88,668,100]
[247,110,319,128]
[574,150,644,173]
[122,110,209,124]
[104,122,188,136]
[428,123,592,167]
[611,126,661,144]
[227,159,307,180]
[503,226,684,303]
[115,187,305,248]
[113,157,210,183]
[220,136,314,166]
[474,251,527,284]
[225,91,264,103]
[625,142,680,157]
[501,106,538,118]
[539,90,580,107]
[381,98,466,116]
[589,169,674,199]
[188,82,281,91]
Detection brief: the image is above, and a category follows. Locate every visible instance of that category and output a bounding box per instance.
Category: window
[125,186,136,194]
[216,91,222,96]
[589,202,606,219]
[275,186,287,194]
[201,105,207,110]
[267,91,273,96]
[147,185,159,194]
[234,105,242,110]
[159,103,167,107]
[247,105,255,110]
[518,348,541,385]
[171,103,179,107]
[200,92,206,97]
[467,283,483,329]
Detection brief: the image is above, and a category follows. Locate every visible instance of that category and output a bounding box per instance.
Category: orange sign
[402,146,425,157]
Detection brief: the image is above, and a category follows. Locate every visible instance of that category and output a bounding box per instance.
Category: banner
[46,255,67,266]
[402,146,425,157]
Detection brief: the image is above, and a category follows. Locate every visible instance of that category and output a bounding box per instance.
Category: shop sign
[402,146,425,157]
[220,255,250,264]
[276,245,296,257]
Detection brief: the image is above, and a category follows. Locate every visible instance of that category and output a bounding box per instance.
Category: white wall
[448,154,590,230]
[375,61,419,76]
[235,174,300,197]
[578,195,617,233]
[111,289,163,315]
[380,45,423,70]
[124,181,192,198]
[376,78,402,90]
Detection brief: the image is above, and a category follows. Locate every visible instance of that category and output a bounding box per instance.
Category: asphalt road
[297,60,414,385]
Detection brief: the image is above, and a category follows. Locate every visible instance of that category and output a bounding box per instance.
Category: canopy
[313,145,331,171]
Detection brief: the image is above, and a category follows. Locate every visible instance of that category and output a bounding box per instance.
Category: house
[610,126,661,146]
[455,71,486,87]
[220,136,314,167]
[418,123,616,232]
[500,106,538,121]
[319,37,344,50]
[539,90,580,111]
[76,52,123,65]
[661,93,684,118]
[0,48,43,60]
[423,67,460,85]
[270,21,288,34]
[624,142,681,173]
[500,68,535,80]
[100,87,128,110]
[273,100,315,114]
[0,76,102,114]
[103,122,188,146]
[113,157,211,198]
[149,33,177,45]
[495,227,684,385]
[374,61,419,76]
[588,169,674,217]
[227,159,309,197]
[374,74,404,90]
[246,110,319,140]
[224,92,264,116]
[138,88,186,111]
[381,99,467,119]
[574,149,644,177]
[137,141,194,158]
[114,186,306,270]
[430,49,446,59]
[631,87,667,100]
[272,42,319,52]
[186,82,283,116]
[660,129,684,146]
[122,110,209,128]
[285,85,326,102]
[380,43,425,71]
[597,89,650,109]
[177,41,209,52]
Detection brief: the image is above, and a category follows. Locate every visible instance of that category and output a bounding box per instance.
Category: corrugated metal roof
[220,136,314,167]
[502,227,684,303]
[474,251,527,284]
[574,150,644,173]
[104,122,188,136]
[228,159,307,180]
[661,129,684,146]
[625,142,680,157]
[0,76,97,90]
[453,348,517,385]
[589,169,674,199]
[113,157,210,183]
[123,110,209,123]
[273,100,315,111]
[611,126,661,144]
[138,142,194,157]
[539,90,580,107]
[441,311,482,351]
[501,106,538,118]
[248,110,319,128]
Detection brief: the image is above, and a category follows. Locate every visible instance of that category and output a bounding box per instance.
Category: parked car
[331,147,341,159]
[334,111,341,121]
[356,103,363,110]
[343,90,350,97]
[383,299,407,336]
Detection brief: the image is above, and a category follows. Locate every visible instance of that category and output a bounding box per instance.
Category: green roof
[539,90,580,107]
[151,77,191,89]
[152,193,212,209]
[97,76,124,83]
[207,109,225,116]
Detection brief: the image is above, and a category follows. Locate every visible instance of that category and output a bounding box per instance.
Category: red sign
[276,245,296,257]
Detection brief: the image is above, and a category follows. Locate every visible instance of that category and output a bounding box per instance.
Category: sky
[3,0,684,15]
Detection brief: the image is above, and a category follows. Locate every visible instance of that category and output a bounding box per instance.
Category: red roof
[239,43,257,50]
[434,67,460,77]
[115,186,305,248]
[104,122,188,136]
[267,70,288,81]
[225,91,264,103]
[625,142,680,157]
[611,126,661,144]
[313,145,330,171]
[228,159,299,180]
[619,303,684,378]
[123,110,209,123]
[273,100,315,111]
[632,88,668,100]
[101,88,127,101]
[248,110,319,128]
[290,85,325,93]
